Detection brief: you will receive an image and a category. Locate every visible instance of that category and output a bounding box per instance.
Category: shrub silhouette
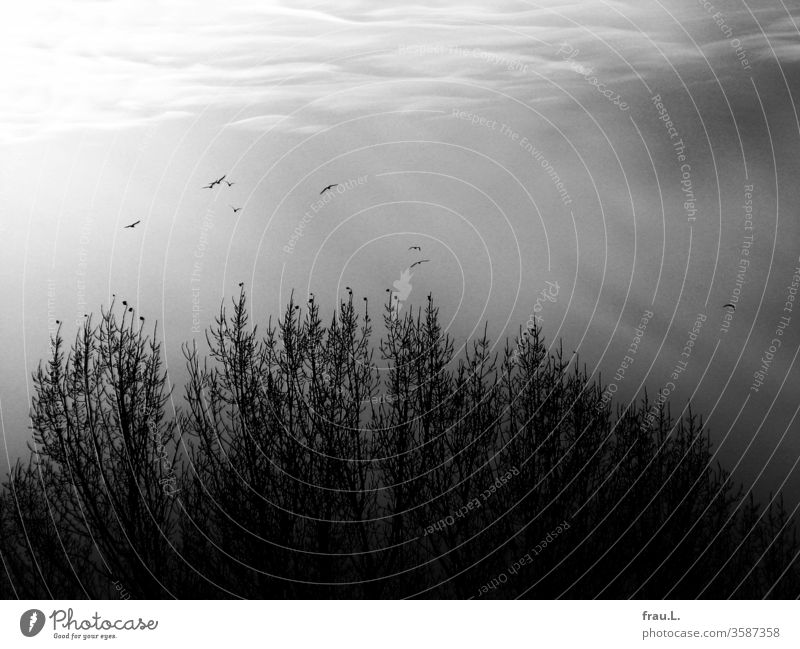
[3,304,182,598]
[1,290,798,598]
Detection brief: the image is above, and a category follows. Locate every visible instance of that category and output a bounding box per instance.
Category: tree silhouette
[1,291,798,598]
[13,302,182,598]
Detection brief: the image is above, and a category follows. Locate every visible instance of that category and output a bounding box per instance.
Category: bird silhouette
[410,259,430,269]
[408,246,421,251]
[124,220,140,229]
[320,184,339,194]
[230,206,242,213]
[203,175,226,189]
[723,303,736,311]
[224,180,235,187]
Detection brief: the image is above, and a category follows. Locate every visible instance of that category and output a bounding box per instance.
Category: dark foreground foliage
[1,292,798,598]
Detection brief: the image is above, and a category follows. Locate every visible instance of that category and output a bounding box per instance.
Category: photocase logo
[20,609,45,637]
[390,267,414,317]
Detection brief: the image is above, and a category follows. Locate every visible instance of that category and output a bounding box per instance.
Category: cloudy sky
[1,0,799,502]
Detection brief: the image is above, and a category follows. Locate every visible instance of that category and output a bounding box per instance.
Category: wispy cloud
[1,0,798,141]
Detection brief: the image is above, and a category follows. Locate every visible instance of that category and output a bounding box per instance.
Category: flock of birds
[119,175,432,314]
[78,172,744,336]
[203,174,235,190]
[123,174,241,229]
[123,176,348,230]
[118,174,740,317]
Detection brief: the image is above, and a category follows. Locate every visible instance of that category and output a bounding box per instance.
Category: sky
[1,0,800,503]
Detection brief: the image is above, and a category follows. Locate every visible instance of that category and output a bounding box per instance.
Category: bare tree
[27,302,181,598]
[2,290,798,599]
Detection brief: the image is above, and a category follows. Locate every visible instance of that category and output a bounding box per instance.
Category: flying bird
[124,220,140,229]
[320,184,339,194]
[230,206,242,213]
[203,175,226,189]
[409,246,421,251]
[224,180,235,187]
[410,259,430,269]
[723,303,736,311]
